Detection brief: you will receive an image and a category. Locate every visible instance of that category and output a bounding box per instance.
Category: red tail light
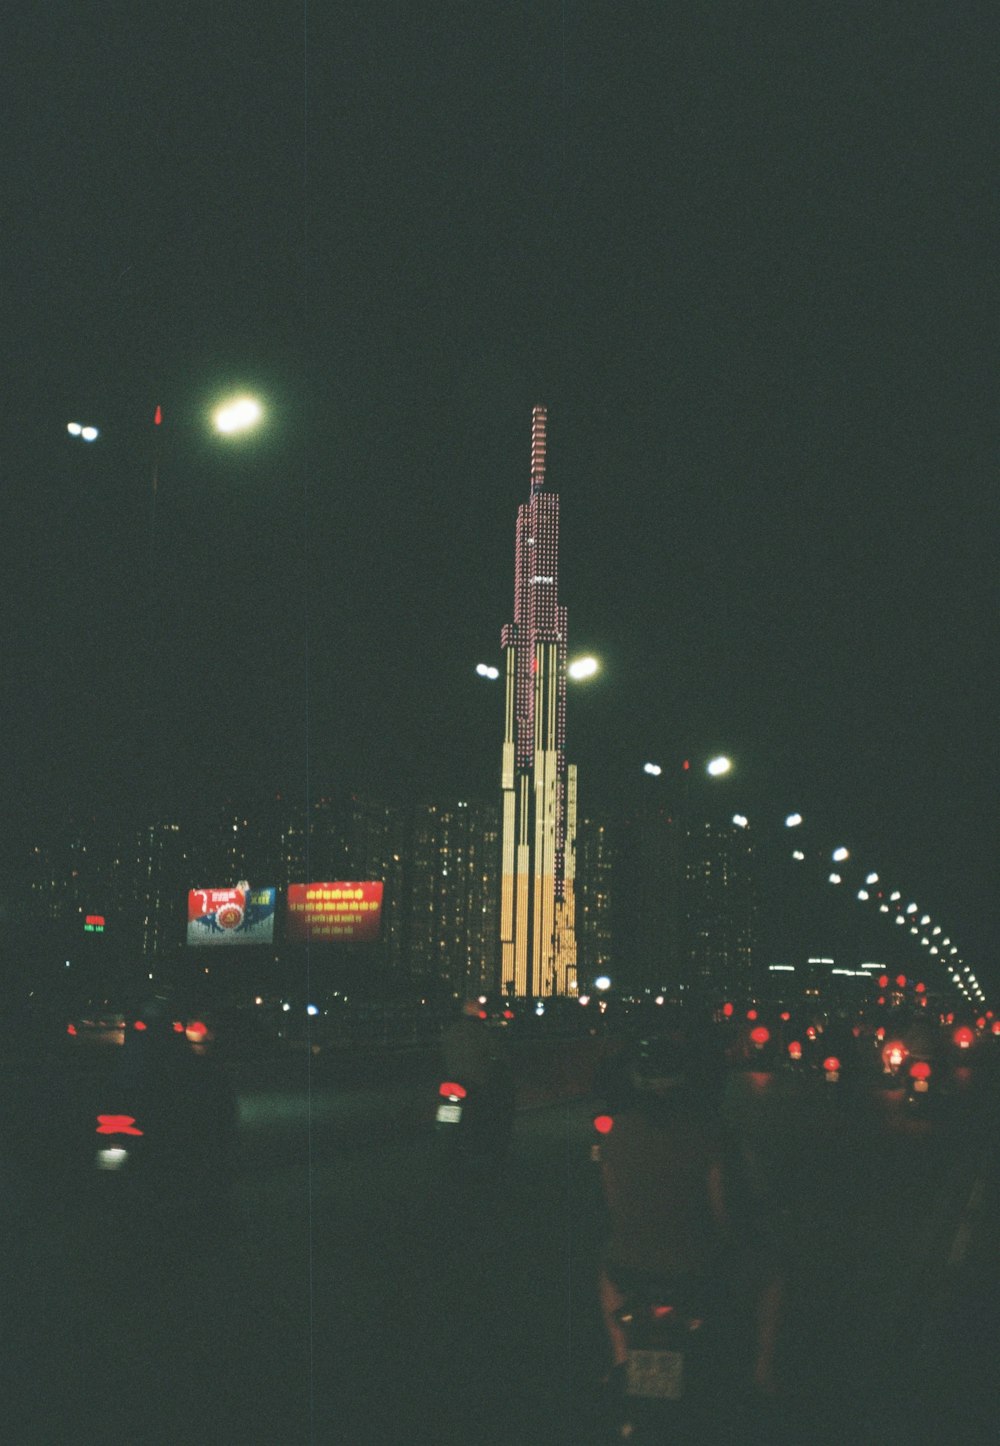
[788,1041,803,1060]
[593,1114,614,1135]
[439,1081,467,1100]
[172,1020,185,1033]
[133,1020,147,1031]
[823,1056,841,1073]
[185,1020,209,1041]
[909,1061,932,1080]
[96,1114,143,1136]
[954,1027,974,1049]
[67,1023,78,1036]
[749,1026,770,1047]
[883,1041,908,1068]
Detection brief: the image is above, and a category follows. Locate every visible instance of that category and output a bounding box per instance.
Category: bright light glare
[643,762,663,776]
[733,815,749,829]
[475,663,500,679]
[81,426,99,441]
[707,756,732,776]
[866,873,879,885]
[832,847,849,862]
[214,397,262,434]
[67,422,82,435]
[785,813,803,828]
[829,873,842,885]
[568,656,599,680]
[594,975,611,991]
[792,850,805,861]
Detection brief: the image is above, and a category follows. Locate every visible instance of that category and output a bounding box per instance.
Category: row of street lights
[473,655,985,1008]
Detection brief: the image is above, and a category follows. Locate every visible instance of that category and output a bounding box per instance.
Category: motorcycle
[603,1273,743,1443]
[434,1072,514,1174]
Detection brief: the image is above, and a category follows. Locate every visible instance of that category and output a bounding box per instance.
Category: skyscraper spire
[530,404,548,494]
[499,407,577,999]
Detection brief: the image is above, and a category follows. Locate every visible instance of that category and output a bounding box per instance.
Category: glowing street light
[67,422,100,441]
[707,756,732,777]
[213,396,263,435]
[568,655,599,680]
[643,762,663,776]
[476,663,500,679]
[785,814,803,828]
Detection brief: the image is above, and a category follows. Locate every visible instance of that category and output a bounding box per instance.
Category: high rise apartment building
[408,799,499,1000]
[499,407,577,998]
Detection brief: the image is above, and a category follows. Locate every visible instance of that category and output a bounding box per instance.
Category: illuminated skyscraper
[499,407,577,998]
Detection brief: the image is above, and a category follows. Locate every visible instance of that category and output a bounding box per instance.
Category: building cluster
[9,788,759,1005]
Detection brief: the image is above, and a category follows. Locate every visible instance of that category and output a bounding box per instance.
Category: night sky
[3,4,997,989]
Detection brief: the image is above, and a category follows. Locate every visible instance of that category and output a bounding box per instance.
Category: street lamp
[212,396,263,435]
[568,655,600,680]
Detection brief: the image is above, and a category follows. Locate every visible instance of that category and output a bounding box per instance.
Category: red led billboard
[286,882,383,944]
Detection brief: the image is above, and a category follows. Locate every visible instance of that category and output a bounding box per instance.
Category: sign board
[187,885,276,945]
[286,881,383,944]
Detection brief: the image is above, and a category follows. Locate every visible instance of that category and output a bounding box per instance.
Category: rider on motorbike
[596,1030,784,1401]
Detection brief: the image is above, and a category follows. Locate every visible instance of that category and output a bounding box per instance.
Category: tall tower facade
[499,407,577,998]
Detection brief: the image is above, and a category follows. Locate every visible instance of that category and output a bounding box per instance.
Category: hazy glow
[733,814,749,829]
[785,813,803,828]
[214,396,262,434]
[857,889,869,901]
[568,656,599,680]
[643,762,663,776]
[594,975,611,991]
[832,847,849,862]
[81,426,99,441]
[829,873,842,885]
[707,756,732,776]
[792,850,805,861]
[866,873,879,885]
[476,663,500,679]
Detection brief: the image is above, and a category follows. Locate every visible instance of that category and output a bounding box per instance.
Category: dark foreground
[3,1046,999,1445]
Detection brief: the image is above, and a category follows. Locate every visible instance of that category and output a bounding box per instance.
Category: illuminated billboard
[286,882,383,944]
[187,884,276,946]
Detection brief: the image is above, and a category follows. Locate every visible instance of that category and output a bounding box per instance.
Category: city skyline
[2,5,995,1002]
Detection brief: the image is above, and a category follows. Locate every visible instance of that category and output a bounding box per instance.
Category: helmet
[629,1035,689,1092]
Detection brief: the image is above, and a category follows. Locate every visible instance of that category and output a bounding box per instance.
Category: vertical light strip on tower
[499,407,577,999]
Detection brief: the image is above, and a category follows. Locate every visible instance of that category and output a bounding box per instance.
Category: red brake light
[67,1023,78,1036]
[721,1002,734,1018]
[593,1114,614,1135]
[823,1056,841,1073]
[788,1041,803,1060]
[780,1011,791,1022]
[746,1009,758,1021]
[992,1021,1000,1036]
[439,1081,467,1100]
[954,1027,974,1049]
[909,1061,932,1080]
[96,1114,143,1136]
[185,1020,209,1041]
[749,1026,770,1046]
[172,1020,185,1033]
[884,1042,907,1067]
[133,1020,147,1031]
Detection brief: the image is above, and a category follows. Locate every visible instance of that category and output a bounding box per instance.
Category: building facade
[499,406,577,998]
